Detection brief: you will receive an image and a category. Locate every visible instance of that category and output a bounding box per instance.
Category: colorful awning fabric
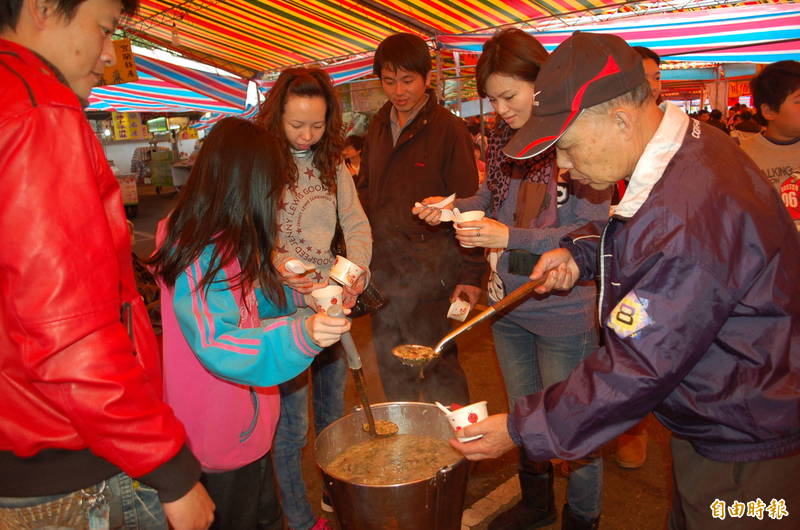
[191,105,260,131]
[258,55,375,92]
[438,4,800,63]
[134,54,248,109]
[124,0,639,77]
[125,0,416,78]
[87,72,243,113]
[105,2,796,113]
[87,55,247,113]
[88,52,377,114]
[325,56,375,86]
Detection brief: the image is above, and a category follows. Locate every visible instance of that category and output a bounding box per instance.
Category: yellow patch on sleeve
[607,291,653,338]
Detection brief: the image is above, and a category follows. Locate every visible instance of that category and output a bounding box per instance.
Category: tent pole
[479,97,486,159]
[436,48,443,103]
[454,51,462,116]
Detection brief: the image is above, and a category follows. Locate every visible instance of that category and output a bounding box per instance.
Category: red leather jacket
[0,39,199,501]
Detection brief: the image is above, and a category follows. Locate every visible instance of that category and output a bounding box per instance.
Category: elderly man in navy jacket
[453,32,800,530]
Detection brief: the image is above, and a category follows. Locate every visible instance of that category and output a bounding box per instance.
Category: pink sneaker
[310,518,334,530]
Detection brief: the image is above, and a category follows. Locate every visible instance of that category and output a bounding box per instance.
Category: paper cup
[446,401,488,442]
[454,210,485,248]
[329,255,364,288]
[311,285,343,311]
[447,298,471,321]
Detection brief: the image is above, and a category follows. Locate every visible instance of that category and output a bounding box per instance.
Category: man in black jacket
[358,33,484,405]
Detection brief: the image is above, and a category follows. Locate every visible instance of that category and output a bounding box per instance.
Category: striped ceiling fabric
[438,3,800,63]
[125,0,416,78]
[112,1,797,111]
[366,0,624,34]
[258,55,375,92]
[324,56,375,86]
[122,0,648,78]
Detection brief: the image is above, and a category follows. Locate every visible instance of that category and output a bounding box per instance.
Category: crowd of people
[693,104,762,142]
[1,0,798,529]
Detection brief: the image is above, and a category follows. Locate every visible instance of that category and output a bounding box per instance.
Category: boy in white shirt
[740,61,800,229]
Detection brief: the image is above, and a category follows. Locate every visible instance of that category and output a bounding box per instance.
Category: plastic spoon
[413,193,455,210]
[434,401,452,416]
[414,194,457,222]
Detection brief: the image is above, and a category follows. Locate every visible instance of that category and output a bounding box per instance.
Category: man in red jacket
[0,0,213,528]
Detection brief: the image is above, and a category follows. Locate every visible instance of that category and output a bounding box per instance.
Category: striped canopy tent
[112,1,797,114]
[187,55,377,130]
[87,54,249,113]
[122,0,668,79]
[90,52,375,114]
[258,55,375,91]
[191,104,261,132]
[437,3,800,63]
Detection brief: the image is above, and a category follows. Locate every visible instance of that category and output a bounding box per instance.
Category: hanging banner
[111,111,147,140]
[727,81,751,99]
[101,39,138,86]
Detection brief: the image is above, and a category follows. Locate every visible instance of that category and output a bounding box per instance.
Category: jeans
[201,451,282,530]
[492,316,603,521]
[272,344,346,530]
[0,473,166,529]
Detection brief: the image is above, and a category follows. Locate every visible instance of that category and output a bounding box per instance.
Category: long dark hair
[147,117,287,306]
[475,28,548,98]
[255,67,343,193]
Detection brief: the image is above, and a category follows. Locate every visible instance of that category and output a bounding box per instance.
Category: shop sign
[112,112,148,141]
[101,39,138,86]
[180,127,199,140]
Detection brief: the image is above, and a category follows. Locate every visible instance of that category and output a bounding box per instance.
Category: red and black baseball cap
[503,31,645,159]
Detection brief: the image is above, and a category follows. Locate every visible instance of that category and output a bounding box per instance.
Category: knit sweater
[273,150,372,282]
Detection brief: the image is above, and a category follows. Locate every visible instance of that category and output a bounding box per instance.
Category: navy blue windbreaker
[510,104,800,463]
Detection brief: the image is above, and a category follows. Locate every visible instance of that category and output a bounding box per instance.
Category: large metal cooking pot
[315,402,469,530]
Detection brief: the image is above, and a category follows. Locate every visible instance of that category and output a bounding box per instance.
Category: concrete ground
[132,188,672,530]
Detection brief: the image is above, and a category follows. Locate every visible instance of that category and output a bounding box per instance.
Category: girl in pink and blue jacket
[148,117,350,530]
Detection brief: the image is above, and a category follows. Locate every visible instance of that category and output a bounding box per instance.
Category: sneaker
[310,518,334,530]
[615,432,647,469]
[320,492,334,513]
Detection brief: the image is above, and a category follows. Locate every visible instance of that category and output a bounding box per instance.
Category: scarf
[485,120,557,220]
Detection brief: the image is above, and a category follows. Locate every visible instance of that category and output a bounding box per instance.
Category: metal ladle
[392,278,546,368]
[327,305,397,437]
